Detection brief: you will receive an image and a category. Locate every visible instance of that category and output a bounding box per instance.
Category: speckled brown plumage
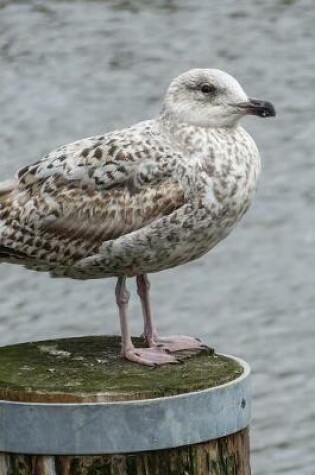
[0,121,258,277]
[0,69,275,365]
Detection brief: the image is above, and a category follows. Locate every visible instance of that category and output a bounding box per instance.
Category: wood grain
[0,430,250,475]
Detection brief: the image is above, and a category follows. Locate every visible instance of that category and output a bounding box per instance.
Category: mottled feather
[0,69,262,279]
[0,122,186,271]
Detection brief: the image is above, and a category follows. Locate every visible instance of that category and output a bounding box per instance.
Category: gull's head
[162,69,276,128]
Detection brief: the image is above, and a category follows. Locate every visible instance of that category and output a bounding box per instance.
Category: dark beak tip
[263,101,276,118]
[239,99,276,118]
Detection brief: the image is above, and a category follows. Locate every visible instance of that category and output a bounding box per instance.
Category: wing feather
[0,123,185,267]
[16,122,177,193]
[39,181,184,246]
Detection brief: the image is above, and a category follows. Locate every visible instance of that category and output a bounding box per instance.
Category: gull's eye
[200,83,216,94]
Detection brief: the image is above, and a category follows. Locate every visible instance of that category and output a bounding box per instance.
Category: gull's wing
[16,123,177,192]
[0,125,186,268]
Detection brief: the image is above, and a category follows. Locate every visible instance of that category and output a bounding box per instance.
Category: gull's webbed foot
[150,335,210,353]
[123,345,179,367]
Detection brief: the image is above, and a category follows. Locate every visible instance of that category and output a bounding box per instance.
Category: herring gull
[0,69,275,365]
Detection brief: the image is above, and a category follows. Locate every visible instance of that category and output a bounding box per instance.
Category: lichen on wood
[0,335,243,403]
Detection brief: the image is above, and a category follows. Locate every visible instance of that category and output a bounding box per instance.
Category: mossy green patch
[0,336,243,402]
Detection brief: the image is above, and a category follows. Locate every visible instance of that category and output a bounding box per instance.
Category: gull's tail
[0,179,21,263]
[0,244,28,260]
[0,179,16,200]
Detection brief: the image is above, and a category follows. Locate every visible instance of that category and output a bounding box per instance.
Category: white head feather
[162,68,249,128]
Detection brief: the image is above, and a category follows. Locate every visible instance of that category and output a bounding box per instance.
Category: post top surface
[0,335,243,403]
[0,337,250,454]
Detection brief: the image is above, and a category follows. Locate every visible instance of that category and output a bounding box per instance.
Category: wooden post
[0,336,251,474]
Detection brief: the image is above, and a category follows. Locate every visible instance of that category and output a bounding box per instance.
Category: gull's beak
[234,98,276,118]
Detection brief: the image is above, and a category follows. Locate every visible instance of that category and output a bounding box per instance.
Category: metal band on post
[0,355,250,455]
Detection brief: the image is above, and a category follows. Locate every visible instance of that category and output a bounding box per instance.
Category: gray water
[0,0,314,473]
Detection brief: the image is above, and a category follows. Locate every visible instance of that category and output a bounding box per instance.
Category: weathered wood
[0,336,251,474]
[0,428,250,475]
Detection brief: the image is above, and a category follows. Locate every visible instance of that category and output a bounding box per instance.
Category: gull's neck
[157,110,240,152]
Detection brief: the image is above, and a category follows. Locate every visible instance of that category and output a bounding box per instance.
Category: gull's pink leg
[136,274,207,352]
[136,274,158,346]
[115,276,177,366]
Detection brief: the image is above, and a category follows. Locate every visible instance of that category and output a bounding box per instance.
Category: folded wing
[0,127,185,269]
